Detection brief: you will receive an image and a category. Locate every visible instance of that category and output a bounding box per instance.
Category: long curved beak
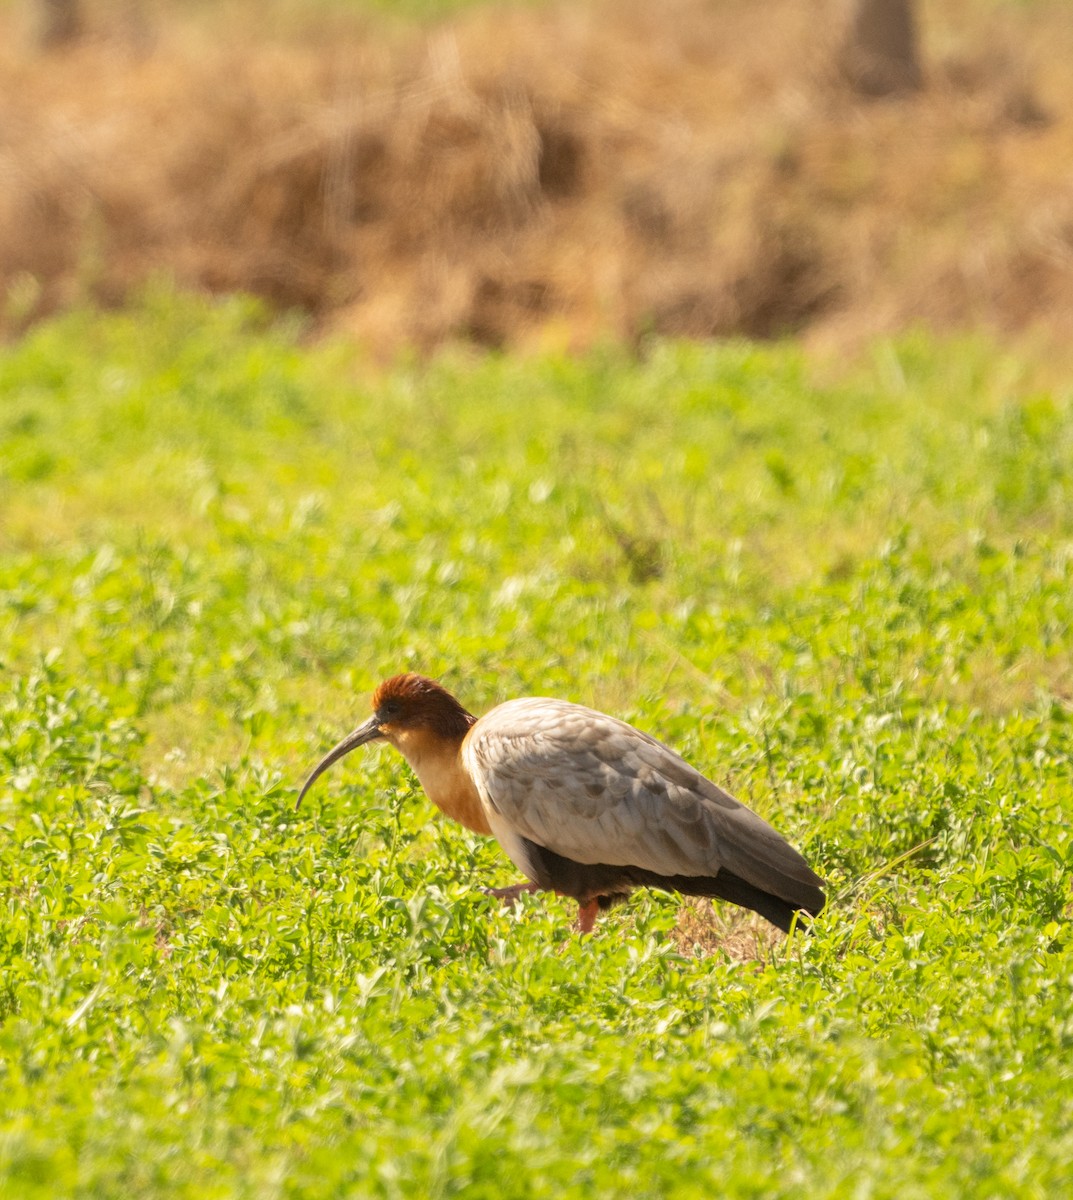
[295,714,383,810]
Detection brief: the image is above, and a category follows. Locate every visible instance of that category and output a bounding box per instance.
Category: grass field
[1,290,1072,1196]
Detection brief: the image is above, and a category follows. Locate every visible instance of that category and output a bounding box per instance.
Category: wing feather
[462,697,824,908]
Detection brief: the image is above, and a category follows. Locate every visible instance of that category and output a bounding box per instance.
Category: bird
[296,673,826,934]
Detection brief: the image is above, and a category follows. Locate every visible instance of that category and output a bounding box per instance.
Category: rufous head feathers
[372,674,476,740]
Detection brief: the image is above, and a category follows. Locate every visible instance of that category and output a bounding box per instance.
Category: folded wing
[462,697,824,912]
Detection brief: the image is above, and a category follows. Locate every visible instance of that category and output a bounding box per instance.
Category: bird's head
[295,673,475,809]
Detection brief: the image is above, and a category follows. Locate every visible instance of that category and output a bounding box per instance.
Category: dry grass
[2,0,1073,351]
[672,898,785,962]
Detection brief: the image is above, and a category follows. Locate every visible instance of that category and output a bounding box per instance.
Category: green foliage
[1,291,1072,1196]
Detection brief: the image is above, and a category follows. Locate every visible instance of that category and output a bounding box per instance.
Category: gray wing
[462,698,824,910]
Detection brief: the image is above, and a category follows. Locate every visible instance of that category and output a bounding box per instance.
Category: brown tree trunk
[838,0,922,97]
[32,0,83,48]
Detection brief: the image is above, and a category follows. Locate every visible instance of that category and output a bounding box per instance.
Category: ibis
[297,673,825,933]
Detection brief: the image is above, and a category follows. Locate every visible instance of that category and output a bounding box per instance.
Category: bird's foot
[576,899,600,934]
[482,881,539,905]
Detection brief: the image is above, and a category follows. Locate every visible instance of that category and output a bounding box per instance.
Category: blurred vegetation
[1,0,1072,352]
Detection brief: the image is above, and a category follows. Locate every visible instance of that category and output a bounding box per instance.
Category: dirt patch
[2,0,1072,352]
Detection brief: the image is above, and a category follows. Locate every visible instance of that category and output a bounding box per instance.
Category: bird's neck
[388,727,490,836]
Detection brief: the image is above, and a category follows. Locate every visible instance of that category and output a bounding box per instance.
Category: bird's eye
[378,700,401,722]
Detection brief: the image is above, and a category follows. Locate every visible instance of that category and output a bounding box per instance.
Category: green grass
[1,289,1072,1197]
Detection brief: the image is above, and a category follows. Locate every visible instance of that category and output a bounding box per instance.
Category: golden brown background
[3,0,1071,353]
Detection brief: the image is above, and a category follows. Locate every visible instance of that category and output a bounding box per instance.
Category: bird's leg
[482,881,539,904]
[576,899,600,934]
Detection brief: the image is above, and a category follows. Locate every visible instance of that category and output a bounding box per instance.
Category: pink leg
[576,899,600,934]
[482,881,539,904]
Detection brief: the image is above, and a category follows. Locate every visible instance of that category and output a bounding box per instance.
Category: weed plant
[1,291,1072,1196]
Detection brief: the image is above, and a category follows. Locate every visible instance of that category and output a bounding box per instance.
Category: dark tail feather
[519,838,825,934]
[672,867,824,934]
[622,865,824,933]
